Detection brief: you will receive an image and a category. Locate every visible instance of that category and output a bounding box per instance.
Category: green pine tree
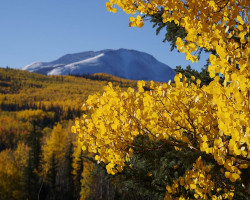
[174,65,213,86]
[64,143,74,200]
[75,149,84,199]
[24,120,42,200]
[47,153,57,200]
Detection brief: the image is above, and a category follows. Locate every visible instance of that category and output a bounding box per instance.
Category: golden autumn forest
[0,68,137,199]
[1,0,250,200]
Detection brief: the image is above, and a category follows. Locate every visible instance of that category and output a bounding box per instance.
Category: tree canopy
[73,1,250,199]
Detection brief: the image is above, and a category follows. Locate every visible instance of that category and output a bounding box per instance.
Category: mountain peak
[22,49,175,82]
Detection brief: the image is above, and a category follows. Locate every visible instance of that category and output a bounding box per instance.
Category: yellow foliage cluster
[72,142,94,200]
[0,68,137,199]
[0,142,29,199]
[106,0,249,72]
[0,69,132,114]
[42,123,68,172]
[165,157,235,200]
[73,0,250,199]
[74,75,249,195]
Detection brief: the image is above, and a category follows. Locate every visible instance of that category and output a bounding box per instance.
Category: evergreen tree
[24,120,42,200]
[174,65,213,86]
[64,143,74,200]
[75,149,84,199]
[147,8,187,52]
[146,8,217,65]
[47,153,57,200]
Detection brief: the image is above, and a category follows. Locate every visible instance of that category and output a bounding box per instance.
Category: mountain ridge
[22,49,175,82]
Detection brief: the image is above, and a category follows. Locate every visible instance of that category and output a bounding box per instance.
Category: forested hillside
[0,67,136,200]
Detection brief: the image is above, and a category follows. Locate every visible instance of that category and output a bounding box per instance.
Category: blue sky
[0,0,209,70]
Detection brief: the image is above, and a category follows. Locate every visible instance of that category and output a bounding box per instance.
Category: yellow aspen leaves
[73,1,250,199]
[129,15,144,28]
[106,2,117,13]
[106,0,249,82]
[74,76,250,186]
[236,15,244,25]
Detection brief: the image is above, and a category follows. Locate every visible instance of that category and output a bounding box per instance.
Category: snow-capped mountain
[22,49,175,82]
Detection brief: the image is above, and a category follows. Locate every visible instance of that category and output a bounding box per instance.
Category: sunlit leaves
[106,0,249,83]
[106,2,117,13]
[42,123,68,172]
[75,76,250,196]
[129,15,144,28]
[74,0,250,199]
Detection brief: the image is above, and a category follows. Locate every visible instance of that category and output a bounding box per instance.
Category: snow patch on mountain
[22,49,175,82]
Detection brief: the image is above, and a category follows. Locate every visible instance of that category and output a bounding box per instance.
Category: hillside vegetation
[0,67,136,200]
